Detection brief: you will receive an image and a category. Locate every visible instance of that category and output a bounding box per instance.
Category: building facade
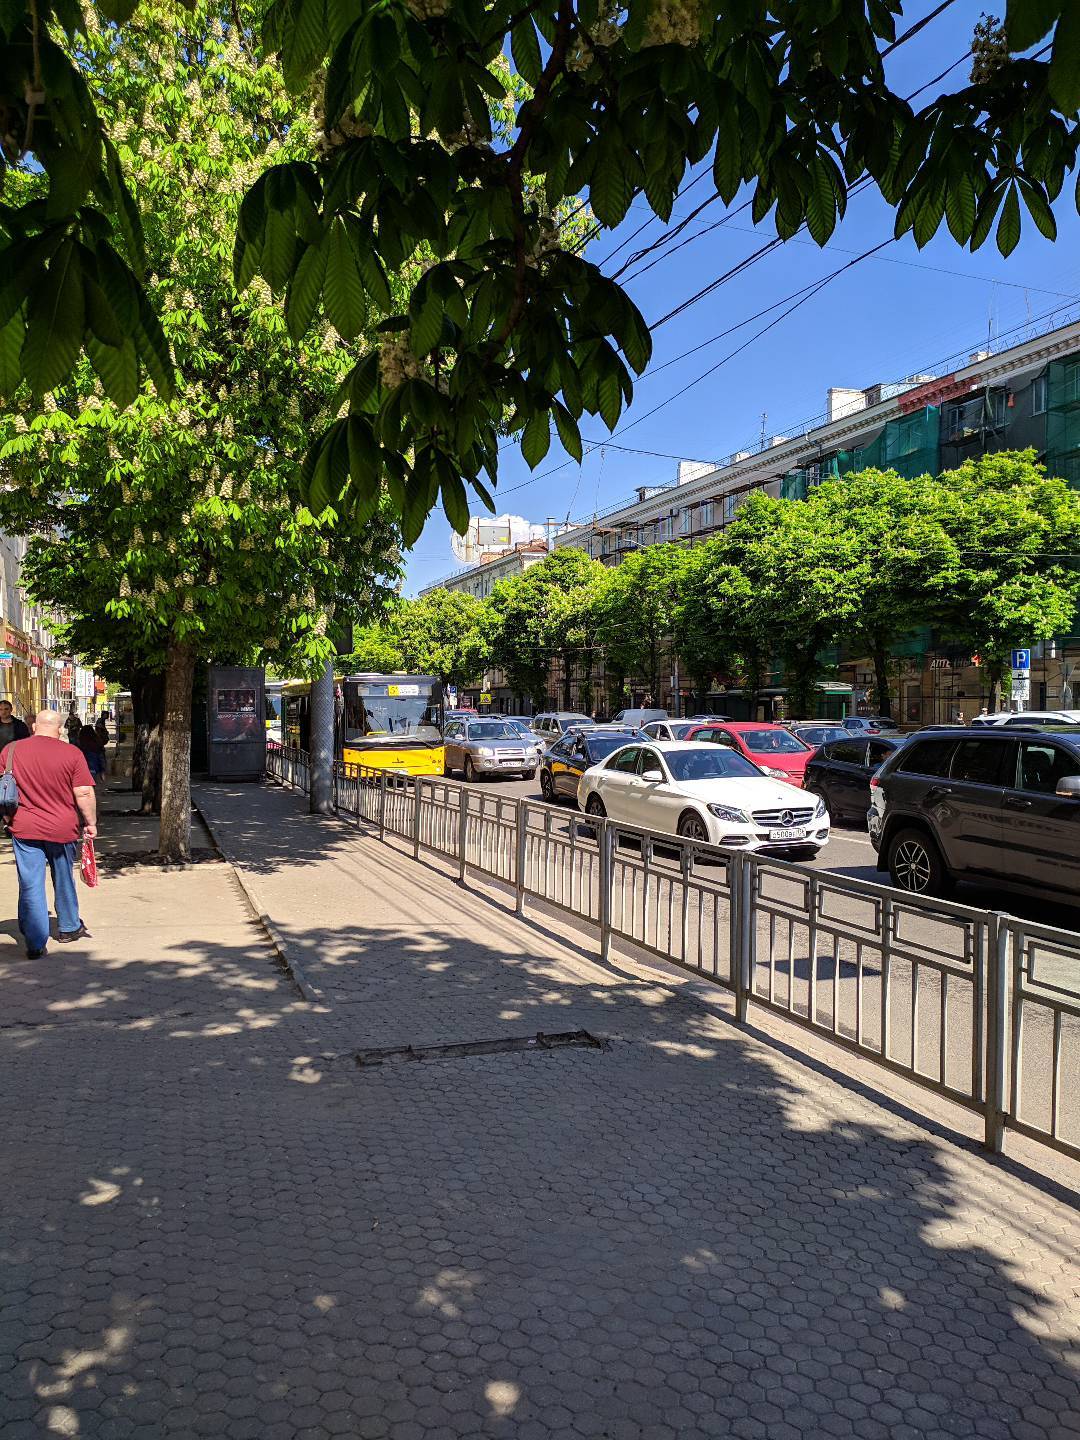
[549,315,1080,723]
[0,532,60,718]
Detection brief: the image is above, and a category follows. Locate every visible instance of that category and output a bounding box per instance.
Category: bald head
[33,710,62,736]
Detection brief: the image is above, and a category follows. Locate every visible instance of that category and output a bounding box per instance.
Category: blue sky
[402,3,1080,594]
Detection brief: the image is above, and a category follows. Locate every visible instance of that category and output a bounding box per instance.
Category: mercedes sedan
[578,741,830,855]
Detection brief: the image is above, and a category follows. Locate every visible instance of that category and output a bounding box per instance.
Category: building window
[700,501,715,530]
[723,492,736,522]
[1065,359,1080,405]
[1032,373,1048,415]
[679,507,690,534]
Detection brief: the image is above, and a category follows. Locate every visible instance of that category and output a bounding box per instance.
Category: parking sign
[1011,648,1031,672]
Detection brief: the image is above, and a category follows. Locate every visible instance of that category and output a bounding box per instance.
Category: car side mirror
[1055,775,1080,799]
[641,766,664,782]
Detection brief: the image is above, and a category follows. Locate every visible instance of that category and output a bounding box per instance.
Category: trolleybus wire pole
[309,660,336,816]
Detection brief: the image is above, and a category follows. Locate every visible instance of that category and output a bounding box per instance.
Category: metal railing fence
[264,749,1079,1163]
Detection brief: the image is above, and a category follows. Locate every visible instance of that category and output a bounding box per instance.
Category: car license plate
[500,758,519,766]
[769,827,806,841]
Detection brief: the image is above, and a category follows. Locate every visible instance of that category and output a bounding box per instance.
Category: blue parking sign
[1011,648,1031,672]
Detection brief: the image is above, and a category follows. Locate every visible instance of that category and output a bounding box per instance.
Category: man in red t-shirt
[1,710,97,958]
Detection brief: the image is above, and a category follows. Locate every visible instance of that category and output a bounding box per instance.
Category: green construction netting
[780,453,854,501]
[1046,352,1080,488]
[850,405,941,480]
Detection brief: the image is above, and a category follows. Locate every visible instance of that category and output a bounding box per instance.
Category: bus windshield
[344,682,442,743]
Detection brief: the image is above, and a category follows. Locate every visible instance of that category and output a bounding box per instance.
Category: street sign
[1012,672,1031,705]
[1011,648,1031,672]
[479,692,492,705]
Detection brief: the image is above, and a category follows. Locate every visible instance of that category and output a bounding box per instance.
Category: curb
[192,797,327,1007]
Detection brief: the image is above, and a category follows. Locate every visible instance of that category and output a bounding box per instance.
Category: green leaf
[94,245,139,331]
[409,283,444,358]
[589,141,634,228]
[352,227,393,312]
[596,365,621,430]
[46,129,103,219]
[1005,0,1062,51]
[21,240,84,394]
[263,206,298,293]
[1048,3,1080,115]
[1019,180,1057,240]
[346,415,382,524]
[0,234,59,329]
[945,173,977,244]
[521,410,551,469]
[996,184,1022,257]
[83,269,125,348]
[86,335,138,408]
[134,291,175,400]
[553,403,582,464]
[0,314,24,397]
[441,468,470,534]
[95,0,138,19]
[511,18,542,86]
[286,241,327,342]
[324,219,367,339]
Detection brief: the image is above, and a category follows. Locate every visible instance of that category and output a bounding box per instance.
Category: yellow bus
[283,673,445,776]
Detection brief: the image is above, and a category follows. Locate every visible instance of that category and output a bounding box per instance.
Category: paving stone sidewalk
[1,778,1078,1440]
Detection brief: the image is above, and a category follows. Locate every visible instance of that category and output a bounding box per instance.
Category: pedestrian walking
[78,725,107,783]
[64,705,81,743]
[1,710,96,958]
[94,714,109,748]
[0,699,30,747]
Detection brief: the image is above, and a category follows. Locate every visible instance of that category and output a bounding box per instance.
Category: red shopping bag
[80,838,98,888]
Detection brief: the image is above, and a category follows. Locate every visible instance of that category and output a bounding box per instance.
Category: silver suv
[531,712,594,742]
[443,718,542,782]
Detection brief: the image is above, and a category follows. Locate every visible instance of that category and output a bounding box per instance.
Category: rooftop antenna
[759,411,768,451]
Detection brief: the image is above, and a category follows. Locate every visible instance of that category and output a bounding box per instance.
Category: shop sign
[0,651,12,666]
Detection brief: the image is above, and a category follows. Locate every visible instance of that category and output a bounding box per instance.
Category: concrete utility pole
[309,659,335,815]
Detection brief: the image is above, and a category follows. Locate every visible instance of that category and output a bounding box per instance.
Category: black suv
[868,726,1080,899]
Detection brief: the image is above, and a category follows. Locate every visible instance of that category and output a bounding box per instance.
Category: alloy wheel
[892,838,932,892]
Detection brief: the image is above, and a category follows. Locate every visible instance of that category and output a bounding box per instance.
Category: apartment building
[0,531,61,717]
[549,314,1080,722]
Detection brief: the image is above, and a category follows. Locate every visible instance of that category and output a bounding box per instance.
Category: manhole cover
[356,1029,606,1067]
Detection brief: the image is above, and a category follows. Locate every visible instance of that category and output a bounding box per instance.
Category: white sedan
[578,741,830,855]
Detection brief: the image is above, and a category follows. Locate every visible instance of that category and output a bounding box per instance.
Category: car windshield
[797,727,848,744]
[665,749,763,781]
[559,715,593,728]
[741,729,810,754]
[586,733,643,760]
[467,722,521,741]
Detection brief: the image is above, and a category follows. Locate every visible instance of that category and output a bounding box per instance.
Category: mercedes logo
[780,810,794,825]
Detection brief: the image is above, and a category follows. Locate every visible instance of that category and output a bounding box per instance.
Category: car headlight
[707,803,750,823]
[476,746,495,757]
[813,795,827,820]
[763,766,788,779]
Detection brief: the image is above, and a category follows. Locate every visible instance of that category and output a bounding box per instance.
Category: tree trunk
[872,642,892,720]
[140,722,163,815]
[309,659,335,815]
[159,638,196,862]
[131,670,164,803]
[988,664,1003,713]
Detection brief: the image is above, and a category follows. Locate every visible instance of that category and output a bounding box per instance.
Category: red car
[685,721,813,787]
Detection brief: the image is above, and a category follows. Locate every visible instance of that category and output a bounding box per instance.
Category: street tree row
[356,452,1080,717]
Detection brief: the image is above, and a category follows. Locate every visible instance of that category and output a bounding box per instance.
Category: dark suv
[868,726,1080,899]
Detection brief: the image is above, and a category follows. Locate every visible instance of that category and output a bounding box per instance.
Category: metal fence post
[378,769,387,841]
[514,802,527,917]
[413,777,423,859]
[598,819,613,963]
[984,912,1010,1153]
[457,790,468,883]
[733,853,753,1023]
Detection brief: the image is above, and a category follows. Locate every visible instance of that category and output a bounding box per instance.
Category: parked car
[842,715,899,735]
[787,722,851,749]
[610,707,668,727]
[532,711,594,742]
[868,725,1080,899]
[682,721,814,787]
[443,717,542,781]
[539,726,648,804]
[641,719,710,742]
[803,734,907,823]
[578,741,830,855]
[969,709,1080,727]
[502,716,537,740]
[444,708,478,724]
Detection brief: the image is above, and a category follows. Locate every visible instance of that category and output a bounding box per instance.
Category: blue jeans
[11,838,81,953]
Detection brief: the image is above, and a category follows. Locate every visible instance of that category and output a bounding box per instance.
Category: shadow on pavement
[2,889,1079,1438]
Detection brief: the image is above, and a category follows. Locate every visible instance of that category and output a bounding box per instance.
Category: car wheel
[464,756,481,784]
[677,811,709,843]
[539,769,556,802]
[584,794,606,817]
[888,827,950,897]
